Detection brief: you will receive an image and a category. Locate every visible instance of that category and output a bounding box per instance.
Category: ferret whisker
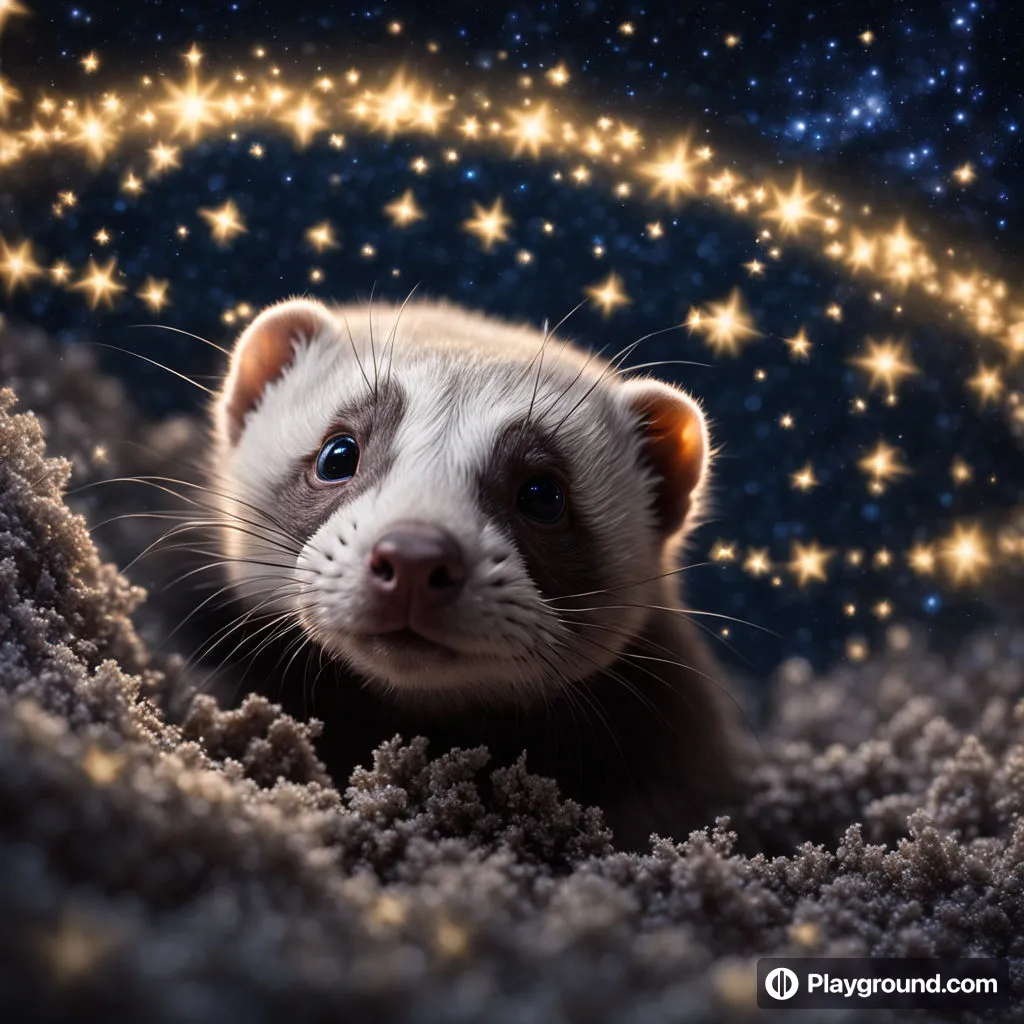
[558,601,778,638]
[543,561,710,605]
[187,596,318,679]
[128,322,232,358]
[82,341,217,396]
[339,309,375,404]
[75,474,303,551]
[126,474,303,547]
[613,358,713,376]
[558,617,758,734]
[549,334,651,439]
[161,576,309,647]
[93,512,304,561]
[383,283,420,391]
[522,299,589,428]
[367,281,380,402]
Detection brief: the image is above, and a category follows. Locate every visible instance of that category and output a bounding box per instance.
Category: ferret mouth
[357,627,460,660]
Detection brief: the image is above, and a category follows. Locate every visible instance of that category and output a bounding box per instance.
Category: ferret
[204,296,753,849]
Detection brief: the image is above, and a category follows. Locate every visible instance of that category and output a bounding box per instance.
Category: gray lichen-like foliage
[1,324,1023,1023]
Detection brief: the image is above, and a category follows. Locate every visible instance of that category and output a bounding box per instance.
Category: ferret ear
[618,378,709,538]
[219,298,335,445]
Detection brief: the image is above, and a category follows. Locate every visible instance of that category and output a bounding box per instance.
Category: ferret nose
[368,521,466,607]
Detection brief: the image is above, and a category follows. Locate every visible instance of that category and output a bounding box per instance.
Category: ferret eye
[516,474,566,524]
[315,434,360,482]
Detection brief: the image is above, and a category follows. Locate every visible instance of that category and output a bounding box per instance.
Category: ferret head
[210,296,710,703]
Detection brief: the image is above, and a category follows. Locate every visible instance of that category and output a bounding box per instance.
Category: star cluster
[0,0,1021,676]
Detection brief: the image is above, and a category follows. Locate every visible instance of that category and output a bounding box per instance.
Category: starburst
[941,524,990,583]
[199,199,247,245]
[506,103,552,157]
[851,337,918,396]
[907,544,937,574]
[281,94,323,146]
[0,236,43,294]
[857,441,909,488]
[788,541,834,587]
[966,363,1004,406]
[148,141,181,175]
[742,548,772,576]
[642,141,699,204]
[783,326,812,360]
[305,221,339,252]
[384,189,425,227]
[161,75,221,139]
[688,288,759,356]
[790,463,819,491]
[73,257,126,309]
[462,197,512,251]
[766,173,819,234]
[71,104,118,162]
[137,277,170,311]
[584,272,631,317]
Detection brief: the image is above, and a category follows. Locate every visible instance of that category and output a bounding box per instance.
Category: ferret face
[210,297,709,703]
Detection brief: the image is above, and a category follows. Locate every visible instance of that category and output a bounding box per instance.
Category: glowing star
[690,288,759,356]
[857,440,909,488]
[462,197,512,251]
[148,141,181,175]
[742,548,771,576]
[967,363,1004,406]
[788,541,833,587]
[953,163,975,185]
[941,523,990,583]
[584,272,631,318]
[784,326,812,360]
[790,463,819,491]
[766,174,819,235]
[852,337,918,396]
[907,544,937,574]
[281,95,323,146]
[121,171,143,195]
[546,63,570,87]
[183,44,203,68]
[0,236,43,294]
[744,259,764,277]
[71,105,118,162]
[711,541,737,562]
[642,141,699,204]
[384,189,425,227]
[199,199,247,246]
[73,257,126,309]
[950,456,973,484]
[0,76,21,120]
[50,260,72,284]
[137,277,170,312]
[361,73,419,136]
[161,75,221,139]
[305,221,339,252]
[80,52,101,74]
[506,103,552,157]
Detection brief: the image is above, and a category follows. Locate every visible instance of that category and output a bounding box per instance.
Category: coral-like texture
[1,324,1023,1022]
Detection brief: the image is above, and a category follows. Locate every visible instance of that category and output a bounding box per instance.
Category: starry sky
[0,0,1021,678]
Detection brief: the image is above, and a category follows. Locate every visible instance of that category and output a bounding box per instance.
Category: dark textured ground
[1,321,1024,1023]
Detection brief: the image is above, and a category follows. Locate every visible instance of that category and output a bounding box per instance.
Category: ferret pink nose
[368,521,466,608]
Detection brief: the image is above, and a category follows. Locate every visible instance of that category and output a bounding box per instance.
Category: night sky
[0,0,1021,679]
